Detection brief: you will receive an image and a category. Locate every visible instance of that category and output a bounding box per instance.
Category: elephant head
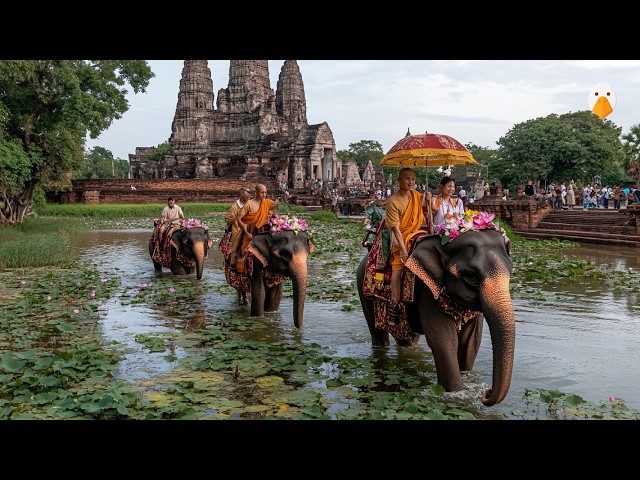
[247,230,315,328]
[150,222,212,280]
[170,225,212,280]
[357,225,514,407]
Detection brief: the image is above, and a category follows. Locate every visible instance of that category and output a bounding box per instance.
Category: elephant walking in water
[357,224,514,407]
[149,220,213,280]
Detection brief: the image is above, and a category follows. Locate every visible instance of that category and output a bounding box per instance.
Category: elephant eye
[462,270,482,288]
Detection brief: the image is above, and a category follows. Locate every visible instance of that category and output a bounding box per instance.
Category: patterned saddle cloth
[361,220,430,341]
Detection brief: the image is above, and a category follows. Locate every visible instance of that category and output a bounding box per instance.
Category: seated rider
[233,183,278,271]
[385,168,431,323]
[154,196,185,252]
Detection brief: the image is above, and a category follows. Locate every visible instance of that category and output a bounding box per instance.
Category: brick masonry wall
[55,179,281,204]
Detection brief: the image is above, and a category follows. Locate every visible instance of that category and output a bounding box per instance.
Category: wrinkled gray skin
[356,228,515,407]
[149,226,211,280]
[248,231,314,328]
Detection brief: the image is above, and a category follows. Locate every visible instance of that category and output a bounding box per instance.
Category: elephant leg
[264,283,283,312]
[250,262,266,317]
[457,316,483,371]
[422,314,464,392]
[149,240,162,271]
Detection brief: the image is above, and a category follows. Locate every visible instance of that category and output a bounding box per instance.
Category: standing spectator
[458,186,467,209]
[601,185,610,209]
[331,192,338,213]
[582,184,592,210]
[553,184,563,209]
[342,197,351,216]
[612,185,622,210]
[565,181,576,209]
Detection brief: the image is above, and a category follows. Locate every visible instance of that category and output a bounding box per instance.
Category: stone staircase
[513,208,640,248]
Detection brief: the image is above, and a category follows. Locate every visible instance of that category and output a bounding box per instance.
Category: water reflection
[74,230,640,416]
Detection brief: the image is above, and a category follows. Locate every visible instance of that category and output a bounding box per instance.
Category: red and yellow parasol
[381,130,478,168]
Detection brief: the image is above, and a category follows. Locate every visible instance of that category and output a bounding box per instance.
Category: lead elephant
[243,230,315,328]
[356,227,514,406]
[149,223,212,280]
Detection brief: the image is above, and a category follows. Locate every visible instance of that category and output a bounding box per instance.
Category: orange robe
[238,198,276,254]
[386,189,425,251]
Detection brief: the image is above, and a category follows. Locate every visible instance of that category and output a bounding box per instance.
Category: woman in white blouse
[431,176,465,228]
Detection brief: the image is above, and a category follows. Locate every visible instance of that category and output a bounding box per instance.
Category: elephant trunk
[193,241,206,280]
[479,270,515,406]
[289,251,309,329]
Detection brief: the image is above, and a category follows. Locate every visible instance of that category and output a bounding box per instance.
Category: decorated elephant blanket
[223,245,288,295]
[361,219,429,341]
[151,223,188,270]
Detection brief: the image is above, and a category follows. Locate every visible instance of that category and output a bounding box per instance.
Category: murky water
[74,229,640,417]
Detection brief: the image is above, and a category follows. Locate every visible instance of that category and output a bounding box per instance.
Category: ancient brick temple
[128,60,342,190]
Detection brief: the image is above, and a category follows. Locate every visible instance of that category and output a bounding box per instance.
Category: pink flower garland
[269,214,311,236]
[182,218,207,230]
[436,210,509,245]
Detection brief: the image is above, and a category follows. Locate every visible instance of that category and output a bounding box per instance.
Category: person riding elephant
[152,197,185,255]
[233,183,278,273]
[357,211,514,407]
[149,218,212,280]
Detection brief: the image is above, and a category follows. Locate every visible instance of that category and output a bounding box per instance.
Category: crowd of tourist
[524,179,640,210]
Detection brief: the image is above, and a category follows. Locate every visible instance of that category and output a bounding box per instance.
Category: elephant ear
[246,233,273,267]
[404,236,447,299]
[307,233,316,254]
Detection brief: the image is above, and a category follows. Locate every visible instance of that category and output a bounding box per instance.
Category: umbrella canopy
[381,131,478,167]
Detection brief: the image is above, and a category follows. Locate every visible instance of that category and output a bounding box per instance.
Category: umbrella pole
[423,166,434,235]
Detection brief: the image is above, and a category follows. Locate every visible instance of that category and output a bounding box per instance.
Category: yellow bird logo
[588,82,616,119]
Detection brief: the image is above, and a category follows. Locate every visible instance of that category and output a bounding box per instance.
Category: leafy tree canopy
[339,139,384,168]
[0,60,153,223]
[495,110,626,192]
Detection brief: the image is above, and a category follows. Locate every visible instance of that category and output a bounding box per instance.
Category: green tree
[79,146,129,179]
[341,140,384,168]
[149,141,172,162]
[622,124,640,187]
[496,111,624,192]
[0,60,153,224]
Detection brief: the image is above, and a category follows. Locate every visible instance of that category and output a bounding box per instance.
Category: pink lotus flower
[90,290,96,298]
[76,282,81,287]
[473,211,496,228]
[101,278,107,283]
[19,280,26,285]
[169,287,176,293]
[46,295,52,301]
[73,309,80,314]
[609,396,616,402]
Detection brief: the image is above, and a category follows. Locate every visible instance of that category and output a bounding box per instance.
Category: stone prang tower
[129,60,342,190]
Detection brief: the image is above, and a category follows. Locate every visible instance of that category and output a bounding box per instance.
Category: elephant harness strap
[404,256,481,332]
[246,243,289,288]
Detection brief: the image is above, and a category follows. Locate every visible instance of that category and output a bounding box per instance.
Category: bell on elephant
[149,218,212,280]
[357,211,514,407]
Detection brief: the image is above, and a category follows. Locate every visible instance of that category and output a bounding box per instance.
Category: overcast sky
[85,60,640,160]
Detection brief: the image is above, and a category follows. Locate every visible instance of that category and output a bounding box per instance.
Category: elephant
[149,223,213,280]
[243,230,315,328]
[356,227,514,407]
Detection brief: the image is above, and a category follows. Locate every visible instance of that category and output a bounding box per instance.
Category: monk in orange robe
[234,183,278,271]
[385,168,431,319]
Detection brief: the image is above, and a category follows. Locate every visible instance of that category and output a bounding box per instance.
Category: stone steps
[512,207,640,248]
